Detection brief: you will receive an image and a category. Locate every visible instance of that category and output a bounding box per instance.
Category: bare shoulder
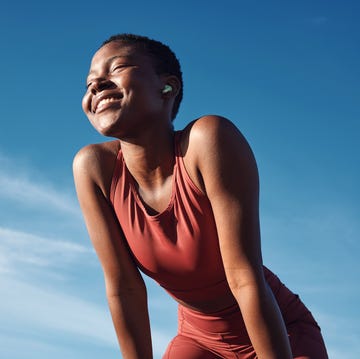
[186,115,250,151]
[180,115,257,193]
[183,115,256,171]
[73,140,120,199]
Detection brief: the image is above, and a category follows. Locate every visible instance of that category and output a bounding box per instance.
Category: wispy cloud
[0,334,79,359]
[0,152,175,357]
[1,277,117,346]
[0,171,80,217]
[0,276,175,357]
[0,152,80,217]
[0,227,93,274]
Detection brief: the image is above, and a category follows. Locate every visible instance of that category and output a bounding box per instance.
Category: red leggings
[163,304,328,359]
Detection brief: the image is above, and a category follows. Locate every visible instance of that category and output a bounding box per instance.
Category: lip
[92,91,123,113]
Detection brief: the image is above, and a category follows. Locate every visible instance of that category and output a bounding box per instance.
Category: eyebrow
[87,55,133,78]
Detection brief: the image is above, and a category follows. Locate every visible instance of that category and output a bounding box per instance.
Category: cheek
[81,94,91,115]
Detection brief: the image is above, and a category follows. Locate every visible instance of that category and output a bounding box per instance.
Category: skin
[73,41,293,359]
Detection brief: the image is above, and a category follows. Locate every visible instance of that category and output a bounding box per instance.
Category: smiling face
[82,41,169,138]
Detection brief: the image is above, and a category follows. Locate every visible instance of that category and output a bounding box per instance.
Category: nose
[90,78,115,94]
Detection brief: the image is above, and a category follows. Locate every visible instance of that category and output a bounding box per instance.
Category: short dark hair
[102,34,183,121]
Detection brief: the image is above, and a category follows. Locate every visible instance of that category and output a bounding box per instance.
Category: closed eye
[111,64,129,72]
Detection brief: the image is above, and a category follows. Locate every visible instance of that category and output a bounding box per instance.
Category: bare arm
[191,116,292,359]
[73,144,153,359]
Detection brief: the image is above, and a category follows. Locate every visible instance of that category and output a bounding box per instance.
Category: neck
[119,125,176,189]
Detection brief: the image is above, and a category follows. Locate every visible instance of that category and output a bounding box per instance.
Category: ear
[161,75,181,98]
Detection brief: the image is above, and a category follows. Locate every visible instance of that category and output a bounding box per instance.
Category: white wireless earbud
[162,84,172,94]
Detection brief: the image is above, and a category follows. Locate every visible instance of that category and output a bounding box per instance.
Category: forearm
[107,290,153,359]
[235,283,292,359]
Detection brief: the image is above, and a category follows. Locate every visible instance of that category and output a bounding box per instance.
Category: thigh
[163,335,221,359]
[289,320,328,359]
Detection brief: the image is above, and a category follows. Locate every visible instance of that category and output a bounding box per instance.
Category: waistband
[178,303,250,339]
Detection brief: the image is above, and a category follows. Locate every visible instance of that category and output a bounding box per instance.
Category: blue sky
[0,0,359,358]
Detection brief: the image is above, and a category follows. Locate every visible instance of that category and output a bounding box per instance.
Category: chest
[110,150,227,291]
[113,178,226,290]
[135,174,174,216]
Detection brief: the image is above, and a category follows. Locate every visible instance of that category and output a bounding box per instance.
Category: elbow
[106,285,148,310]
[105,277,147,300]
[226,268,268,300]
[228,278,274,313]
[106,285,147,299]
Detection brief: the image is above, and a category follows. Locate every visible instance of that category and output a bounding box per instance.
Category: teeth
[96,97,120,111]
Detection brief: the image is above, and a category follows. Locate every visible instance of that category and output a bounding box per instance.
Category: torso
[108,129,238,312]
[85,118,311,321]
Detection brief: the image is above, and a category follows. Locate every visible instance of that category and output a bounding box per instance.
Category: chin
[91,117,119,137]
[97,126,117,138]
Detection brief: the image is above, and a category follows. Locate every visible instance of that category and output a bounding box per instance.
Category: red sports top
[109,131,294,311]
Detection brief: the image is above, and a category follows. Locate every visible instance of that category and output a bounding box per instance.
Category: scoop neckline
[125,160,178,220]
[121,131,180,220]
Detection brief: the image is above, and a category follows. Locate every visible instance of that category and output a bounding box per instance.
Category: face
[82,41,167,137]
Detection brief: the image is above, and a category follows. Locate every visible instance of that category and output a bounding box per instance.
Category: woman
[73,33,328,359]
